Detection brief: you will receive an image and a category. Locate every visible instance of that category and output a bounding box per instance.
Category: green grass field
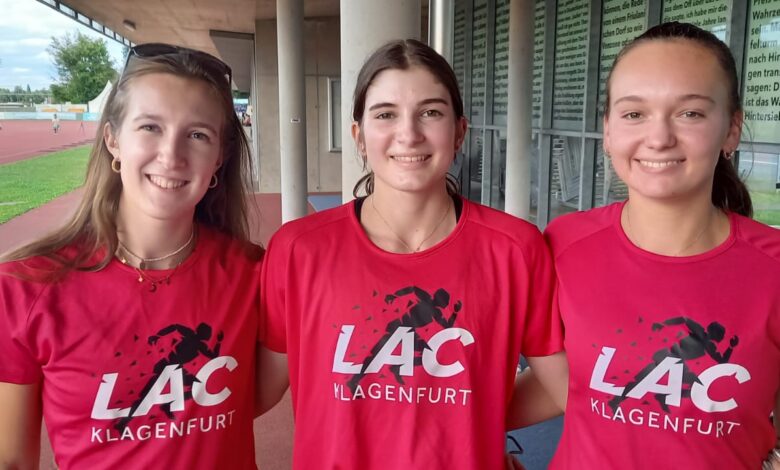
[750,191,780,226]
[0,146,91,224]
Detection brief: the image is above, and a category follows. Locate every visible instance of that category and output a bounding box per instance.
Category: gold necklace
[120,245,191,292]
[131,265,180,292]
[625,204,712,257]
[117,227,195,270]
[116,227,196,292]
[370,195,452,253]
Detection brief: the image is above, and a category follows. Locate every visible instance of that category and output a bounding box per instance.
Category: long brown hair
[605,21,752,216]
[2,50,256,276]
[351,39,463,198]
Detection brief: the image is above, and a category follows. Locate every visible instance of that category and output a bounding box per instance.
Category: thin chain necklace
[116,227,196,292]
[130,264,183,292]
[370,195,451,253]
[117,227,195,270]
[625,204,712,257]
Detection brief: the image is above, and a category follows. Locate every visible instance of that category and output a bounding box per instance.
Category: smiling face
[105,72,224,227]
[604,39,742,204]
[352,66,467,197]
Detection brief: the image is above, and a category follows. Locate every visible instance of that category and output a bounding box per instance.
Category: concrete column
[340,0,421,201]
[428,0,454,63]
[277,0,308,222]
[504,0,534,218]
[249,43,260,191]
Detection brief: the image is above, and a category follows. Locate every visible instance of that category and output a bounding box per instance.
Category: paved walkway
[0,189,85,255]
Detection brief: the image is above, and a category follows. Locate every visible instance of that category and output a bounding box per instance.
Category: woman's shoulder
[268,202,353,247]
[463,198,542,241]
[198,225,264,264]
[733,213,780,264]
[0,257,59,309]
[544,203,620,257]
[546,203,617,234]
[0,254,66,281]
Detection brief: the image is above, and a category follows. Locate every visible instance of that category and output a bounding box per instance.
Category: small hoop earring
[724,151,735,161]
[111,158,121,173]
[209,174,218,188]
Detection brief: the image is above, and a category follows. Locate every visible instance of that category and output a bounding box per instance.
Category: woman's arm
[506,352,568,430]
[775,388,780,439]
[766,389,780,470]
[254,345,289,417]
[0,382,42,469]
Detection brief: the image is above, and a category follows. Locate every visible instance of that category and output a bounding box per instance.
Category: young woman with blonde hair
[0,44,262,469]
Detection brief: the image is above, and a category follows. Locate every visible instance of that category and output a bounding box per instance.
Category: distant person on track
[51,114,60,134]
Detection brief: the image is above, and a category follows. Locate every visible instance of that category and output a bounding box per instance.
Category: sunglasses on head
[124,43,233,86]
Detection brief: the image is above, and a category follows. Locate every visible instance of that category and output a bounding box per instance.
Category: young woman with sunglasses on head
[0,44,262,468]
[508,22,780,469]
[257,39,567,469]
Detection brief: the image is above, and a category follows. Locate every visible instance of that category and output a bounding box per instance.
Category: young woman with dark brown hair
[258,39,567,469]
[529,22,780,469]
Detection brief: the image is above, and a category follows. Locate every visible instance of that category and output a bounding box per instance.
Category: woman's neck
[361,186,456,254]
[621,194,730,257]
[115,208,196,269]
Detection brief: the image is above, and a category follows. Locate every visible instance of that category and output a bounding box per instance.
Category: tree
[48,32,117,103]
[0,86,50,104]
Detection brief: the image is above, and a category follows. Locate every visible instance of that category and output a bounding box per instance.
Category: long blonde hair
[2,52,257,277]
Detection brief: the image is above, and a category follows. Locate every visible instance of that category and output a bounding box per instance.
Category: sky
[0,0,126,90]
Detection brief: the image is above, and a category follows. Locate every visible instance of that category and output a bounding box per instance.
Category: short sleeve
[518,231,564,357]
[769,305,780,352]
[259,232,289,353]
[0,267,43,383]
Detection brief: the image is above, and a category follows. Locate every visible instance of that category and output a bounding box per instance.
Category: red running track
[0,120,99,164]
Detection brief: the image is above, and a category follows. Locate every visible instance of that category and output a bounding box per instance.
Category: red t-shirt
[546,202,780,469]
[0,227,262,469]
[261,197,562,469]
